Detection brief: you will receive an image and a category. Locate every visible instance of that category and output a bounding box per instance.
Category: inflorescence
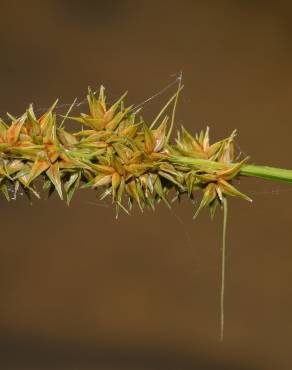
[0,86,251,217]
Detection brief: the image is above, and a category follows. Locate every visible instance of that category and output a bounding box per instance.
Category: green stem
[240,164,292,183]
[220,197,228,342]
[171,156,292,184]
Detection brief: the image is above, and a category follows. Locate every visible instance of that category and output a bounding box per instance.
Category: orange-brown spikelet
[0,86,250,217]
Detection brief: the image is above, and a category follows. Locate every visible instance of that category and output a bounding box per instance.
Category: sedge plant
[1,85,292,341]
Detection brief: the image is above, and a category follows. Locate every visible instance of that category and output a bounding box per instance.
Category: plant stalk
[171,156,292,184]
[220,197,228,342]
[240,164,292,183]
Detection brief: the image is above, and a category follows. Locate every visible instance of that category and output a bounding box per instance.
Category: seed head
[0,86,250,217]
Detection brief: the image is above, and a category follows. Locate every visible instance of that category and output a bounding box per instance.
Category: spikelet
[0,86,250,217]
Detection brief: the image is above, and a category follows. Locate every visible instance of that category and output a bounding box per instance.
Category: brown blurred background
[1,1,292,369]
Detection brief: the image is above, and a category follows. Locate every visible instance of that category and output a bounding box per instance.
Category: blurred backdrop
[1,1,292,369]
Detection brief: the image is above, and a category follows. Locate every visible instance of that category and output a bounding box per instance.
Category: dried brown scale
[0,86,250,217]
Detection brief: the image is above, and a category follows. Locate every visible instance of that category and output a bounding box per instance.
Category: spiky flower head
[0,86,251,217]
